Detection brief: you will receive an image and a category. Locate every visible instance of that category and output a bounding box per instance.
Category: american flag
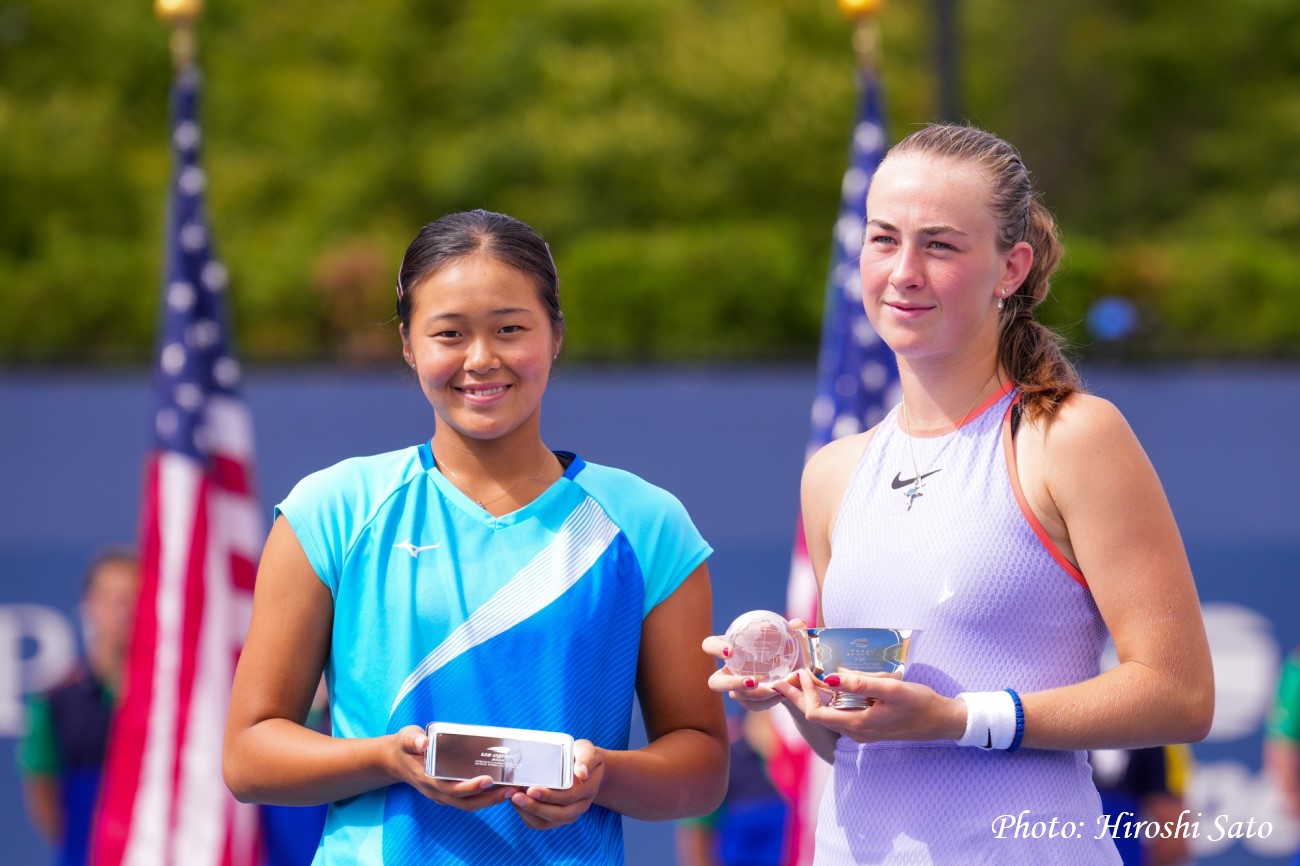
[768,69,898,866]
[93,67,263,866]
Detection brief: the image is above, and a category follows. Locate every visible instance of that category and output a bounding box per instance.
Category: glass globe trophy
[724,610,804,685]
[723,610,920,711]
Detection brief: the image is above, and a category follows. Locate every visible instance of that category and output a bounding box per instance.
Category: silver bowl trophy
[724,610,919,710]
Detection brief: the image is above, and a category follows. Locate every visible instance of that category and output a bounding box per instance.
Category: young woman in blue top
[224,209,729,865]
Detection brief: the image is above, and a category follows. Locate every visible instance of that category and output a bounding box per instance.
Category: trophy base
[829,691,872,710]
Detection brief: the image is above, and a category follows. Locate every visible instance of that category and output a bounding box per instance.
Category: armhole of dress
[1002,397,1090,591]
[827,426,883,551]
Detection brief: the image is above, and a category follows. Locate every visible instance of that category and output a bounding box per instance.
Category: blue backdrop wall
[1,364,1297,864]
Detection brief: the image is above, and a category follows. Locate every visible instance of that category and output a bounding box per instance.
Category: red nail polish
[743,678,756,689]
[825,674,841,687]
[722,646,731,658]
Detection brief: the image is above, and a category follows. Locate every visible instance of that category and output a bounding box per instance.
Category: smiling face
[401,253,562,447]
[860,152,1031,368]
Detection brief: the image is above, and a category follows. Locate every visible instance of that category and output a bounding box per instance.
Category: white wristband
[956,691,1017,750]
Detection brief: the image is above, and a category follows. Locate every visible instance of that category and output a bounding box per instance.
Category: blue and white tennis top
[276,444,712,866]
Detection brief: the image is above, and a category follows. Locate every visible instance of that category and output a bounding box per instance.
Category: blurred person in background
[1265,645,1300,865]
[1091,745,1195,866]
[17,546,139,866]
[675,711,789,866]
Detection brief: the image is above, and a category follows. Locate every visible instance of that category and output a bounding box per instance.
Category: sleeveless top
[815,388,1121,865]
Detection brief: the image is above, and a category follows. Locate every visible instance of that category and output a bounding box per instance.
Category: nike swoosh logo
[394,540,442,558]
[890,469,942,490]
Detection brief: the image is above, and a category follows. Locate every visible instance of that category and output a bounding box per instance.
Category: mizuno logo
[890,470,942,490]
[394,539,441,557]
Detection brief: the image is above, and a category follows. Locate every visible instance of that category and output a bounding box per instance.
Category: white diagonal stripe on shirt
[390,497,619,715]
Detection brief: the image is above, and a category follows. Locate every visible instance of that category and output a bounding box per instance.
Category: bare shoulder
[802,428,876,493]
[1023,391,1160,524]
[1029,392,1140,458]
[801,427,877,531]
[1014,392,1159,568]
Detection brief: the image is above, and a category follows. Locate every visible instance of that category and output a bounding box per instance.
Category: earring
[997,296,1005,311]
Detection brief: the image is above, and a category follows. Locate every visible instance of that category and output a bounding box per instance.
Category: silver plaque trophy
[424,722,574,789]
[724,610,919,710]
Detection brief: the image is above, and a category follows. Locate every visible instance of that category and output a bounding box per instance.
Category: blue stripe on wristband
[1005,688,1025,752]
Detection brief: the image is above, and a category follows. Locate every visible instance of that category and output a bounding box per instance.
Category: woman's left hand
[508,739,605,830]
[771,669,966,744]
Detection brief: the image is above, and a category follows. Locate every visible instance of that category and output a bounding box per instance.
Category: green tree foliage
[965,0,1300,357]
[2,0,1298,364]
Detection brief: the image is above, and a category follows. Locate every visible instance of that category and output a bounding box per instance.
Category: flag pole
[155,0,203,72]
[838,0,884,71]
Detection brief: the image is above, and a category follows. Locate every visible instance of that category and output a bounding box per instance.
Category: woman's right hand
[389,726,517,811]
[704,618,841,763]
[702,622,810,713]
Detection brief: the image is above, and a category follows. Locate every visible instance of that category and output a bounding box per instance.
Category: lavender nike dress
[816,388,1122,865]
